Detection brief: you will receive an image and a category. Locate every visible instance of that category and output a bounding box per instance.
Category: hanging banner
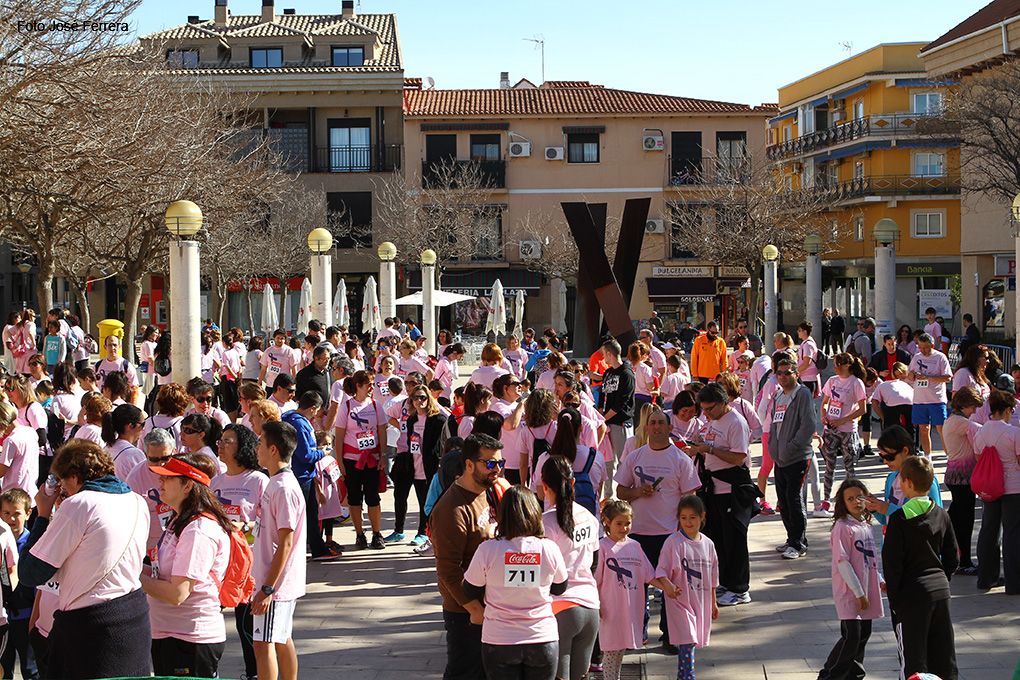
[917,289,952,319]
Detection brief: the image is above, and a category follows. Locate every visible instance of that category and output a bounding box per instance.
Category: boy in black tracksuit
[882,456,959,680]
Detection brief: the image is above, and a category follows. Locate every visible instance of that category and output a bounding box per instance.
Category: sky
[130,0,988,105]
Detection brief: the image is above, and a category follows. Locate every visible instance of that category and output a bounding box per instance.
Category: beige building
[920,0,1020,345]
[402,77,775,335]
[138,0,403,330]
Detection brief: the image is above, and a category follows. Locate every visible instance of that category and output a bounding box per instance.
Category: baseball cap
[149,456,211,486]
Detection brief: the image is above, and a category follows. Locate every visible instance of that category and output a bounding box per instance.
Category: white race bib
[773,404,787,424]
[409,433,422,455]
[377,382,390,397]
[504,552,541,588]
[156,502,174,530]
[40,579,60,595]
[915,378,929,389]
[572,519,596,546]
[323,459,342,483]
[356,431,377,451]
[826,399,843,419]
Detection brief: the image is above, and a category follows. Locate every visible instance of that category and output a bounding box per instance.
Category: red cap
[149,457,211,486]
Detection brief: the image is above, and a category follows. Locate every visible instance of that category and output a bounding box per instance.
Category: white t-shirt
[30,490,148,611]
[107,439,145,482]
[0,525,18,627]
[254,470,307,601]
[212,469,270,525]
[798,337,819,382]
[1,425,40,500]
[822,375,867,433]
[469,365,508,390]
[95,357,138,388]
[872,380,914,408]
[908,350,952,405]
[542,503,600,609]
[51,392,82,439]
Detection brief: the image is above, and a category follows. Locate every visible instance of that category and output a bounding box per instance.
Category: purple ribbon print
[146,488,162,504]
[605,558,633,585]
[854,539,875,566]
[634,465,656,485]
[680,557,702,587]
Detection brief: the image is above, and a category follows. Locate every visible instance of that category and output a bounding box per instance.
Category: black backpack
[154,355,171,377]
[45,409,66,453]
[530,425,553,475]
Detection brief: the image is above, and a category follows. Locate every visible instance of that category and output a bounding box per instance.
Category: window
[328,118,372,172]
[854,160,864,180]
[166,49,199,69]
[470,134,501,162]
[853,99,864,120]
[567,133,599,163]
[854,216,864,241]
[670,131,702,184]
[331,46,365,67]
[716,131,747,182]
[912,92,943,115]
[824,162,839,188]
[250,48,283,68]
[669,205,701,259]
[913,152,945,177]
[327,192,373,248]
[783,126,792,143]
[472,211,503,261]
[912,211,944,238]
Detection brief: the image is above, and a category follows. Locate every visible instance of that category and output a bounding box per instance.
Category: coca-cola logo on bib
[504,552,541,565]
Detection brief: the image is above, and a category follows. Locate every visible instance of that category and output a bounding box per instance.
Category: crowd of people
[0,305,1014,680]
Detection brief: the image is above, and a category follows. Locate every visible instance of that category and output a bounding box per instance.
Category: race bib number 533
[504,551,540,587]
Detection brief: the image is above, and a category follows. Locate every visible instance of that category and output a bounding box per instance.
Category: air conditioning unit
[544,146,565,161]
[642,129,664,151]
[508,141,531,158]
[645,219,665,234]
[519,240,542,260]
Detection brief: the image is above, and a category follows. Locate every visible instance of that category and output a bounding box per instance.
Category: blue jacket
[525,349,551,372]
[281,410,324,485]
[873,469,943,525]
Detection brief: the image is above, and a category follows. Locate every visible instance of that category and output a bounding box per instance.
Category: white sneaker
[781,546,807,560]
[812,503,834,518]
[775,543,790,553]
[717,590,751,606]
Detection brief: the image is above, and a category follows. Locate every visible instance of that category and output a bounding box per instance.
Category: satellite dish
[423,76,435,90]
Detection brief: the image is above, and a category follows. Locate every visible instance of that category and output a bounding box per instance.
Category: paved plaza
[206,443,1018,680]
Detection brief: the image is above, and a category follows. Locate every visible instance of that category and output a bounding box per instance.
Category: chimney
[187,15,200,23]
[262,0,275,23]
[500,71,510,89]
[283,8,295,14]
[342,0,355,18]
[214,0,227,26]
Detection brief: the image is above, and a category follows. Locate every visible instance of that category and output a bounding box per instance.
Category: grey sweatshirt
[766,383,816,467]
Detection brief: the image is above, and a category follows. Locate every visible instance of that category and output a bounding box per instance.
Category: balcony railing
[666,157,751,187]
[810,173,961,201]
[312,144,402,173]
[421,159,507,189]
[767,112,956,161]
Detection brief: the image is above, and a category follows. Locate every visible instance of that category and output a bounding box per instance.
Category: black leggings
[234,602,256,678]
[946,483,976,569]
[393,476,430,535]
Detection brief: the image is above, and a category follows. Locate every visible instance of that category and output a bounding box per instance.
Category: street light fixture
[762,244,779,262]
[164,200,204,238]
[421,248,437,266]
[377,241,397,262]
[762,244,779,340]
[803,234,823,255]
[165,200,203,384]
[873,218,898,246]
[377,242,397,319]
[308,228,334,325]
[873,218,898,337]
[307,228,333,255]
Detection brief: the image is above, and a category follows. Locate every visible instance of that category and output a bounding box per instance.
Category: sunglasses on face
[412,395,428,402]
[776,370,795,376]
[148,455,172,464]
[480,458,506,470]
[285,388,296,394]
[878,449,899,462]
[195,396,212,404]
[181,427,203,435]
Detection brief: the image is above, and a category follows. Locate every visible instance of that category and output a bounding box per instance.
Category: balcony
[312,144,402,173]
[810,173,961,202]
[767,113,957,161]
[666,157,751,187]
[421,159,506,189]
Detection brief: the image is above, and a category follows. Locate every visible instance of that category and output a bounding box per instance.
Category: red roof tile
[922,0,1020,53]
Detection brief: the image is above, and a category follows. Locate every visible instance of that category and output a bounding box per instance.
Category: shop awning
[769,109,797,124]
[818,140,891,162]
[810,95,829,107]
[831,82,868,101]
[646,277,716,302]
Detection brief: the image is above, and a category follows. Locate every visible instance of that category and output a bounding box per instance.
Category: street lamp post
[762,244,779,341]
[308,228,334,327]
[873,218,898,339]
[804,234,823,344]
[1011,193,1020,359]
[421,249,437,356]
[165,200,204,385]
[377,241,397,321]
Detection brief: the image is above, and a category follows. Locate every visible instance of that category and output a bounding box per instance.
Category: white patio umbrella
[512,289,526,338]
[296,278,312,331]
[332,278,349,327]
[557,279,568,334]
[259,283,279,336]
[485,278,507,337]
[361,275,383,336]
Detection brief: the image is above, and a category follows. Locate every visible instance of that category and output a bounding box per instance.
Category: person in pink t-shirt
[251,421,307,680]
[819,479,884,680]
[396,340,434,382]
[594,500,655,680]
[469,343,510,390]
[259,330,296,389]
[0,401,40,500]
[140,454,232,678]
[796,322,821,392]
[653,495,719,680]
[463,485,568,679]
[820,354,868,510]
[539,456,600,680]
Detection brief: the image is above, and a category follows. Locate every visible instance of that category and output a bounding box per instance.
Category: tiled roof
[922,0,1020,53]
[404,84,771,117]
[141,13,400,69]
[540,80,601,89]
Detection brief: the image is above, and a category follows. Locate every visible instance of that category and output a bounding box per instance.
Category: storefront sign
[994,254,1016,277]
[677,295,716,303]
[918,289,952,319]
[717,266,747,278]
[896,262,960,276]
[444,288,528,298]
[652,266,712,278]
[140,306,150,320]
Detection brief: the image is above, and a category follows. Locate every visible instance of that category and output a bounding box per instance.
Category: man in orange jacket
[690,320,728,383]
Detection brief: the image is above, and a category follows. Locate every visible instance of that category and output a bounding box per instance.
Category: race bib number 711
[504,551,540,588]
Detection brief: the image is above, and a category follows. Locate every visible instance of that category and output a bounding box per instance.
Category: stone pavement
[210,443,1020,680]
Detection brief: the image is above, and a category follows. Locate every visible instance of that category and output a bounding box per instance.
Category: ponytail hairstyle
[101,403,143,445]
[541,455,575,537]
[834,352,866,380]
[549,407,581,461]
[180,412,222,454]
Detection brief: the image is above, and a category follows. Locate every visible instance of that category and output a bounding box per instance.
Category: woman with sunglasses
[186,378,231,428]
[102,403,146,481]
[373,355,396,402]
[210,424,267,680]
[140,453,233,678]
[178,413,224,477]
[388,386,449,545]
[26,354,48,388]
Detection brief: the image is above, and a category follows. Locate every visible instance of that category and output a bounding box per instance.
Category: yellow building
[768,43,961,333]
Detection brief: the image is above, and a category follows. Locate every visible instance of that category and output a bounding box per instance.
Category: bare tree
[669,155,844,321]
[515,208,623,284]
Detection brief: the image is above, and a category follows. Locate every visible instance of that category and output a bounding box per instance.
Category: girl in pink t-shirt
[819,479,884,680]
[819,354,867,510]
[653,495,719,680]
[594,500,655,680]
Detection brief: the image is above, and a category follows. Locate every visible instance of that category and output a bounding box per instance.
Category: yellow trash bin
[96,319,125,357]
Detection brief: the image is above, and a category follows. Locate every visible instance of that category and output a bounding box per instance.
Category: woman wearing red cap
[140,453,232,678]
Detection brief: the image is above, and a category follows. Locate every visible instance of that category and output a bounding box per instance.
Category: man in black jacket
[295,345,331,410]
[598,338,635,498]
[882,455,959,680]
[869,334,912,380]
[957,313,981,363]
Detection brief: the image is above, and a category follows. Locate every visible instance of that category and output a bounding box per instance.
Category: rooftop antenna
[523,35,545,84]
[839,41,852,54]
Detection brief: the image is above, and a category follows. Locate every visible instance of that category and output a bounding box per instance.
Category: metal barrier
[949,339,1015,369]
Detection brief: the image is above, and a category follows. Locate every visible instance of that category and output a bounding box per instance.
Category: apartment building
[138,0,403,329]
[768,43,961,333]
[921,0,1020,344]
[402,76,775,335]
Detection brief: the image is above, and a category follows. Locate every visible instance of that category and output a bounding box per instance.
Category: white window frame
[853,99,864,120]
[912,151,945,177]
[912,92,943,115]
[911,210,946,239]
[783,126,792,143]
[854,216,864,241]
